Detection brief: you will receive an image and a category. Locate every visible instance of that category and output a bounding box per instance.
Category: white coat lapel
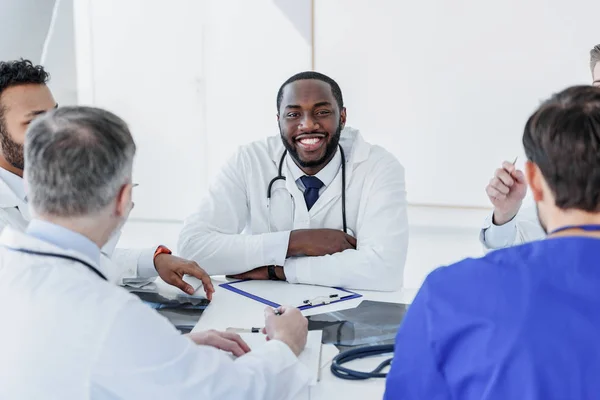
[283,159,309,229]
[0,175,31,227]
[268,176,295,232]
[0,176,23,209]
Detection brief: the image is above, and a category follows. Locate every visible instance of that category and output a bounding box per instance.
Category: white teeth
[299,138,321,145]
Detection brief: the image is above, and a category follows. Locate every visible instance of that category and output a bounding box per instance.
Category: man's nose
[298,114,319,132]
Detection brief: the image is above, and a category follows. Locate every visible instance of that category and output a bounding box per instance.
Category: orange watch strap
[153,245,172,259]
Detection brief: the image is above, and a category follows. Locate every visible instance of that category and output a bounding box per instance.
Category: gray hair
[25,106,136,217]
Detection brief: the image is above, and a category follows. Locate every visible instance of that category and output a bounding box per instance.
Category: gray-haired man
[0,106,310,399]
[0,59,206,293]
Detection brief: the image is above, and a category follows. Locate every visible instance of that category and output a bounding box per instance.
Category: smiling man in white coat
[178,71,408,291]
[480,44,600,250]
[0,59,208,293]
[0,106,310,399]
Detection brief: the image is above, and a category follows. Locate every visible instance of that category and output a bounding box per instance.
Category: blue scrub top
[384,237,600,400]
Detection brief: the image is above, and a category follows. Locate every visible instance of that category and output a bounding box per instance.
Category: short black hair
[276,71,344,112]
[0,59,49,100]
[523,85,600,211]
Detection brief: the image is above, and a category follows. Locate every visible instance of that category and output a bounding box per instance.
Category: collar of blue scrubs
[26,219,101,266]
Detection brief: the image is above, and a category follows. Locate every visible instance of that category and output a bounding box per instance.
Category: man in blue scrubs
[385,85,600,399]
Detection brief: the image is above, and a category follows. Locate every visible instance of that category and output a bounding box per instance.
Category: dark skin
[0,84,57,176]
[279,80,345,175]
[229,79,357,281]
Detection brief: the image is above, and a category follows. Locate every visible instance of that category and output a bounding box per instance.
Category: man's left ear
[340,107,347,128]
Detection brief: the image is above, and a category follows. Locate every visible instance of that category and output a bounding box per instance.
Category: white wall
[43,0,78,105]
[314,0,598,208]
[0,0,52,61]
[75,0,312,221]
[0,0,77,105]
[202,0,312,179]
[74,0,207,221]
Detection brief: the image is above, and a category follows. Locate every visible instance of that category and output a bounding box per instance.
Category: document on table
[221,280,361,310]
[237,330,323,386]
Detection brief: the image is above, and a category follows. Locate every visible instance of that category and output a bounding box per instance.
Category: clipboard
[220,280,362,311]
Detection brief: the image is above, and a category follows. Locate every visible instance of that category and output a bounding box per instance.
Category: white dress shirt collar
[0,167,26,203]
[26,219,101,266]
[286,147,342,191]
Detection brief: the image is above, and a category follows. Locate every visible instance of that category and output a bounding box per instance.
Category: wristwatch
[267,265,281,280]
[153,245,172,260]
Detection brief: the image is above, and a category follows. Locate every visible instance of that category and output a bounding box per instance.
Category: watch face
[267,266,278,280]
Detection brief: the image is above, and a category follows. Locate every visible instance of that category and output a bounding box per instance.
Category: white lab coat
[0,228,309,399]
[178,127,409,291]
[0,173,148,283]
[479,199,545,250]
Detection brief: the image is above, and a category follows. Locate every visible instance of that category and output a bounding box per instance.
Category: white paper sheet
[224,280,358,309]
[238,330,323,386]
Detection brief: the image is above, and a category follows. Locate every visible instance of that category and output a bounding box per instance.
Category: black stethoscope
[331,344,394,380]
[3,246,107,281]
[266,144,348,233]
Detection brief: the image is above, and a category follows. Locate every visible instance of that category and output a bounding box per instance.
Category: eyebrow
[285,101,333,110]
[26,103,58,117]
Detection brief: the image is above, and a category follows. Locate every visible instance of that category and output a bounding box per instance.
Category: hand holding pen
[486,157,528,225]
[263,306,308,356]
[226,306,308,357]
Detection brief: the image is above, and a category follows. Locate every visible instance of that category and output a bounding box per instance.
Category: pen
[226,327,263,333]
[302,294,340,305]
[507,157,518,178]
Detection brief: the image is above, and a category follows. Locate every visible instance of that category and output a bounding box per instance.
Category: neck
[0,156,22,177]
[546,209,600,237]
[35,214,113,248]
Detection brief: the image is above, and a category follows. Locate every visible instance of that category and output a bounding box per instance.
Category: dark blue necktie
[300,176,324,211]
